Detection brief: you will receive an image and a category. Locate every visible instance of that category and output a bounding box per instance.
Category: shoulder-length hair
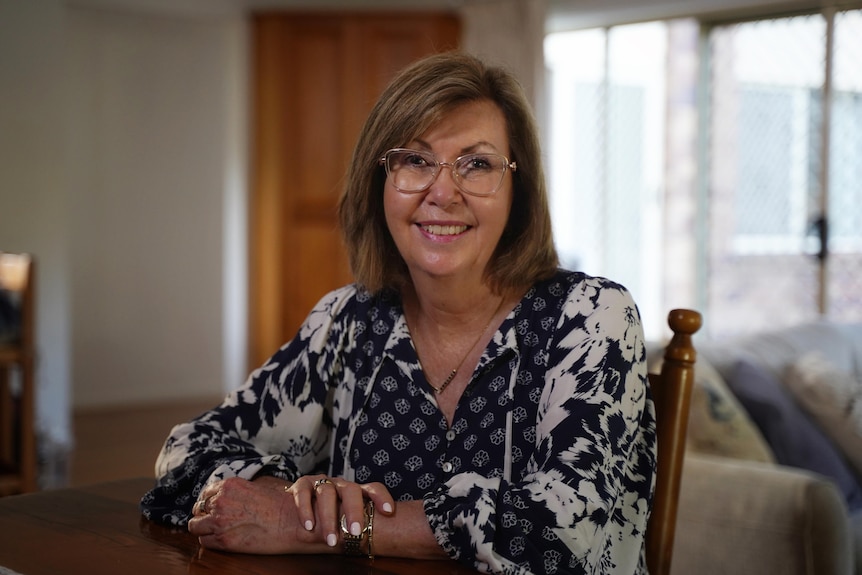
[337,51,559,295]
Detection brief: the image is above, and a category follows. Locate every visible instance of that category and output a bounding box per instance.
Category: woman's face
[383,99,513,288]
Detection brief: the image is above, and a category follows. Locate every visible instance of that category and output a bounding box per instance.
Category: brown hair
[337,52,558,294]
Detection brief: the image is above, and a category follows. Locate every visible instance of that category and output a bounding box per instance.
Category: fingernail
[383,502,393,513]
[350,521,361,536]
[304,520,313,531]
[327,533,337,547]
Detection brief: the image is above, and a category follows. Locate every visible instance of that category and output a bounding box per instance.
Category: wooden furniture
[0,477,479,575]
[645,308,702,575]
[0,252,37,496]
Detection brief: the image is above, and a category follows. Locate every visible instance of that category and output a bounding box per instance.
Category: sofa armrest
[671,454,853,575]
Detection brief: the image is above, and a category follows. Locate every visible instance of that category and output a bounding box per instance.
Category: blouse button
[445,429,456,441]
[442,461,453,473]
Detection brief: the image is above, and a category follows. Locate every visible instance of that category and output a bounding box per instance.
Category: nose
[425,162,462,207]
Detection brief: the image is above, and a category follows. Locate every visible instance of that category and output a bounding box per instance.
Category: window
[545,8,862,339]
[545,21,697,339]
[708,10,862,334]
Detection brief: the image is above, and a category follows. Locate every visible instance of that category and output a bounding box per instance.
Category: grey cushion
[727,358,862,511]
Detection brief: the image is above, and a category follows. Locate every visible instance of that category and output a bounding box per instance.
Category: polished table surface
[0,477,478,575]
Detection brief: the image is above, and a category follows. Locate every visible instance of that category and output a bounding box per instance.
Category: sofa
[650,320,862,575]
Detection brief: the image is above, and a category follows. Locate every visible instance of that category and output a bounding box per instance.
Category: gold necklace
[425,297,506,395]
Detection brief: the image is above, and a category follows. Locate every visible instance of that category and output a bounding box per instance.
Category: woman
[141,52,655,575]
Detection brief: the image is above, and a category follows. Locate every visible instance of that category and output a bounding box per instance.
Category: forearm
[371,500,447,560]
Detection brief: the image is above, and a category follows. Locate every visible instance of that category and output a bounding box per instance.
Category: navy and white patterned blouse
[141,270,655,575]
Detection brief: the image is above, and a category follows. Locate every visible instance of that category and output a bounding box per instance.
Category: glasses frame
[378,148,517,197]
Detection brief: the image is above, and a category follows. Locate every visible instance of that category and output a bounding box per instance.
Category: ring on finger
[195,495,213,515]
[313,477,334,490]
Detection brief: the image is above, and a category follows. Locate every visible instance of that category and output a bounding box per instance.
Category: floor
[70,397,220,487]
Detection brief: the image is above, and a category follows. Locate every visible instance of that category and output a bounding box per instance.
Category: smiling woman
[141,52,655,575]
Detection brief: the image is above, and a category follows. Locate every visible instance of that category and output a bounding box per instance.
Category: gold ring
[313,477,334,490]
[197,495,214,515]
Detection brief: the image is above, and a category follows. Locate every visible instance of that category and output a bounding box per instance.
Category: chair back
[645,308,702,575]
[0,252,37,495]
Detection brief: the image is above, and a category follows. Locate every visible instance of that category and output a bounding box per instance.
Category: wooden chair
[645,308,702,575]
[0,252,38,496]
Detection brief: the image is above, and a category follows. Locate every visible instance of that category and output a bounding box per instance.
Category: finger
[288,479,316,533]
[337,481,368,537]
[311,477,340,548]
[359,481,395,514]
[187,513,216,537]
[192,495,213,517]
[192,481,222,517]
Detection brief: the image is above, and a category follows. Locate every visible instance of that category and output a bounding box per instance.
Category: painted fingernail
[383,503,393,513]
[350,521,362,536]
[304,520,313,531]
[326,533,338,547]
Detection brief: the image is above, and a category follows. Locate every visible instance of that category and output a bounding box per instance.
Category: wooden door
[250,13,460,368]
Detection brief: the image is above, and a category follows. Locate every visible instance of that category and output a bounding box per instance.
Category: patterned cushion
[785,352,862,480]
[686,359,775,463]
[727,358,862,511]
[648,350,774,463]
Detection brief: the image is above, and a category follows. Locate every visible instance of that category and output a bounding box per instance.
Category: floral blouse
[140,270,655,575]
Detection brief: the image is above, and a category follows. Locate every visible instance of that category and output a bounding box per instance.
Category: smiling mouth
[420,224,469,236]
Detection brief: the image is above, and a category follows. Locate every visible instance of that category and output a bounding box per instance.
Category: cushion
[727,358,862,511]
[647,347,774,463]
[686,359,775,463]
[785,352,862,480]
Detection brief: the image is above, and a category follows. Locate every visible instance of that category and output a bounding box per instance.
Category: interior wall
[461,0,546,110]
[66,6,247,409]
[0,0,72,454]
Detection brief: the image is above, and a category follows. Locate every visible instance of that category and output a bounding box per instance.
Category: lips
[420,224,469,236]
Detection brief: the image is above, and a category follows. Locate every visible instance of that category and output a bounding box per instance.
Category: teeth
[422,224,468,236]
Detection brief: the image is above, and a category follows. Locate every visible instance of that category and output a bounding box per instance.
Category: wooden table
[0,477,478,575]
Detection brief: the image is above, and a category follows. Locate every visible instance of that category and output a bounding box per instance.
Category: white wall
[0,0,72,452]
[65,6,248,408]
[0,0,249,462]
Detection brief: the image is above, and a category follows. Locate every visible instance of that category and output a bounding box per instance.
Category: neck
[404,284,508,396]
[402,279,502,332]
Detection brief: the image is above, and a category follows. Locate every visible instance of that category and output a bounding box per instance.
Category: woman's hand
[285,474,395,549]
[187,475,395,554]
[188,476,323,554]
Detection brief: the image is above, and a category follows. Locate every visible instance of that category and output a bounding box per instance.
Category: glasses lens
[454,154,508,196]
[382,149,512,196]
[386,150,438,193]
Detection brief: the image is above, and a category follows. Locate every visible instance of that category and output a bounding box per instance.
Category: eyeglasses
[378,148,517,197]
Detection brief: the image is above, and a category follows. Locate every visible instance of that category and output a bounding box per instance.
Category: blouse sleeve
[423,278,655,575]
[139,287,355,526]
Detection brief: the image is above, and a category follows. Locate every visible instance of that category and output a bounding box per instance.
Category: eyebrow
[409,139,501,155]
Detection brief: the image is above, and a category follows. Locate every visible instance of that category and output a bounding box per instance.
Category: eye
[402,151,433,168]
[460,154,495,172]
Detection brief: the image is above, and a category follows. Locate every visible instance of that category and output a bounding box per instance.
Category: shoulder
[530,269,638,315]
[300,284,402,341]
